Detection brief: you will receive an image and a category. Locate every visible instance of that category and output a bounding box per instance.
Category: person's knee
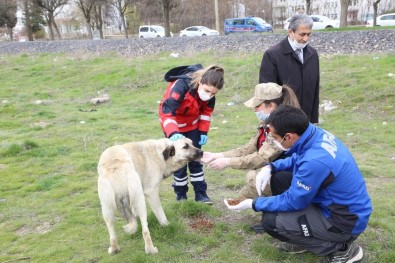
[262,212,289,242]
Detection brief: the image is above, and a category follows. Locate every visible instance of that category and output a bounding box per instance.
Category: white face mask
[273,137,290,151]
[255,111,270,122]
[291,37,308,50]
[198,89,213,101]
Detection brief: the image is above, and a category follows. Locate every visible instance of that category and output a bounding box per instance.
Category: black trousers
[261,171,358,256]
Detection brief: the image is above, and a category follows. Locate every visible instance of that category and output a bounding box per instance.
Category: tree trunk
[373,0,380,26]
[121,14,128,39]
[339,0,349,27]
[7,27,14,41]
[306,0,311,15]
[161,0,171,37]
[24,0,34,41]
[86,19,93,39]
[52,17,62,39]
[46,16,55,40]
[94,5,104,39]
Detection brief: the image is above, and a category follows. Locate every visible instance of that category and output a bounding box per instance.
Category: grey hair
[288,14,313,31]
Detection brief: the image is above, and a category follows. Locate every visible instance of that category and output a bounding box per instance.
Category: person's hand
[256,165,272,196]
[199,135,208,145]
[224,198,253,212]
[201,152,224,164]
[207,158,230,170]
[169,133,185,141]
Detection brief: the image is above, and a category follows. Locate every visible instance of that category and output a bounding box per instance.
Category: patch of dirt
[16,216,62,236]
[189,215,214,232]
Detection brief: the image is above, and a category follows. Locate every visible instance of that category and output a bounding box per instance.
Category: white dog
[97,138,203,254]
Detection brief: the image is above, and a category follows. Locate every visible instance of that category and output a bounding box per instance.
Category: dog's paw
[145,246,158,254]
[159,219,169,226]
[108,245,120,254]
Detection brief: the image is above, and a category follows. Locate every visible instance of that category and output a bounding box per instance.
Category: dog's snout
[192,149,203,160]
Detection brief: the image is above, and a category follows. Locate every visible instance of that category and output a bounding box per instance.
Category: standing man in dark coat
[259,14,320,123]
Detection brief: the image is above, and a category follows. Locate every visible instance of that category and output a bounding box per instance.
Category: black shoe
[195,193,213,205]
[321,242,364,263]
[251,223,266,234]
[278,242,308,254]
[176,194,187,201]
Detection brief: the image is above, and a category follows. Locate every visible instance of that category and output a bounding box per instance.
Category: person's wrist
[216,153,224,158]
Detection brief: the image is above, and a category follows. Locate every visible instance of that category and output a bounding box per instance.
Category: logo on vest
[297,180,312,191]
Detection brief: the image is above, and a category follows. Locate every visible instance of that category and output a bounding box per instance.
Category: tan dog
[97,138,203,254]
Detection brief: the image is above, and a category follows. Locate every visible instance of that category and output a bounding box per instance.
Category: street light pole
[214,0,220,32]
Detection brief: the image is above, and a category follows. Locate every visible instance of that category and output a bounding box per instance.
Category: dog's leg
[145,189,169,226]
[128,176,159,254]
[141,214,159,254]
[132,198,159,254]
[98,178,120,254]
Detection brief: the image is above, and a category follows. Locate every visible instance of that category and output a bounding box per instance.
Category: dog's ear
[163,146,175,160]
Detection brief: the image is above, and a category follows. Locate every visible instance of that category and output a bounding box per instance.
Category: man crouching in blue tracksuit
[225,105,372,263]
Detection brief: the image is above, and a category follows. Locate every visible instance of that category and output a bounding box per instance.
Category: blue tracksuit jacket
[252,124,372,235]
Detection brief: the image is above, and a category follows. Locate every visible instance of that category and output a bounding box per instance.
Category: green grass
[0,50,394,262]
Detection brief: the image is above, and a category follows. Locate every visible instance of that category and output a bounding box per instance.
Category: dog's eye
[183,144,189,149]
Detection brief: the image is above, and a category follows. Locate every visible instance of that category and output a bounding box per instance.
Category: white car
[366,13,395,27]
[139,25,173,38]
[284,15,340,30]
[179,26,219,37]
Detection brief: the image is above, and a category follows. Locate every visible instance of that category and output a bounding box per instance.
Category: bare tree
[339,0,350,27]
[108,0,136,39]
[33,0,69,40]
[0,0,17,41]
[75,0,95,38]
[373,0,381,26]
[160,0,179,37]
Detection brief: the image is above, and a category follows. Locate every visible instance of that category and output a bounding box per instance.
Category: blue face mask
[255,111,270,122]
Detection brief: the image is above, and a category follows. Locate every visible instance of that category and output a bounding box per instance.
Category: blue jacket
[252,124,372,235]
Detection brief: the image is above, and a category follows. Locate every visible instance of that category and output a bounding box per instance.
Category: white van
[138,25,173,38]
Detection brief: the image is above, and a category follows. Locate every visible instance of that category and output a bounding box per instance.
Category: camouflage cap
[244,83,283,108]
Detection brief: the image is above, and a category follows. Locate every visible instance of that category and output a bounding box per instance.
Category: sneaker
[278,242,308,254]
[176,194,187,201]
[321,242,364,263]
[195,193,213,205]
[250,223,266,234]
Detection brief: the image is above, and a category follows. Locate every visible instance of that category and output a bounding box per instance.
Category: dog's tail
[118,195,134,222]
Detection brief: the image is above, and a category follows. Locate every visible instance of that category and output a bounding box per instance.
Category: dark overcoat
[259,37,320,123]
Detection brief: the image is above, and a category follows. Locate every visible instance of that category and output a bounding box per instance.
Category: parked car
[366,13,395,27]
[139,25,173,38]
[283,15,340,30]
[179,26,219,37]
[224,17,273,35]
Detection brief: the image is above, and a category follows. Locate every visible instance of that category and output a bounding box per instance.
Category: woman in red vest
[159,64,224,204]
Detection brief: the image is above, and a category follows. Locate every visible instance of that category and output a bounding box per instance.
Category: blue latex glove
[169,133,185,141]
[199,135,208,145]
